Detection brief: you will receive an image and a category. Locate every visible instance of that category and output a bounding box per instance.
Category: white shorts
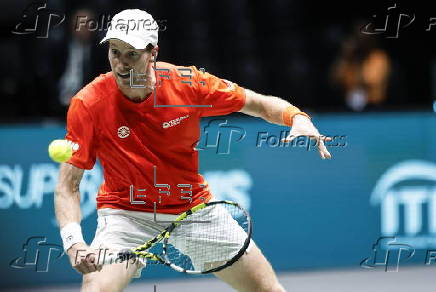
[90,206,253,278]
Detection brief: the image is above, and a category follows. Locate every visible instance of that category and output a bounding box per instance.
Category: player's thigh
[81,261,141,292]
[213,242,285,292]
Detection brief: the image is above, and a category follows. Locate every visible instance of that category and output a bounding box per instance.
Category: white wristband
[60,222,85,251]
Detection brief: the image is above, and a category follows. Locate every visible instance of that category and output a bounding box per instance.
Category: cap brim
[99,34,152,50]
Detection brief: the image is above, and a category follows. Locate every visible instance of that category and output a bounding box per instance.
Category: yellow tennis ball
[48,139,73,163]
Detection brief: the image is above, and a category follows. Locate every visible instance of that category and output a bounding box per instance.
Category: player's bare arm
[55,163,84,226]
[240,89,332,159]
[55,163,101,274]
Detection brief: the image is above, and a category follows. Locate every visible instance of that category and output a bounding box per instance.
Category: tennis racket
[100,200,252,274]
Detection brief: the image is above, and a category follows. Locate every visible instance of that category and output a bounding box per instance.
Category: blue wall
[1,112,436,288]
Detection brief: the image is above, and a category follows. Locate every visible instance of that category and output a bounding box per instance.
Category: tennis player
[54,9,331,292]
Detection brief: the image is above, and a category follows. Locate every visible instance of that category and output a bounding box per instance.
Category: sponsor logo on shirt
[66,140,80,151]
[162,114,190,129]
[117,126,130,138]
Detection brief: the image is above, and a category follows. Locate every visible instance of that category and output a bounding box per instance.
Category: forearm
[55,187,81,228]
[54,163,84,228]
[242,89,331,159]
[243,89,304,126]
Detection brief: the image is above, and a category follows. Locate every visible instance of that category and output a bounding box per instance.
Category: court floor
[7,265,436,292]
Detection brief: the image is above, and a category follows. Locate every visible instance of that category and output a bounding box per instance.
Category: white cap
[100,9,158,49]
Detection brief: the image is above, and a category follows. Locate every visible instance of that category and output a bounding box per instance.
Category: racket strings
[164,203,250,272]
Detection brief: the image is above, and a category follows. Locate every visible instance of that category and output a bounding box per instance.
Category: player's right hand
[67,242,103,274]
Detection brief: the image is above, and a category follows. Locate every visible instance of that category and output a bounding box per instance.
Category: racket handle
[99,249,136,265]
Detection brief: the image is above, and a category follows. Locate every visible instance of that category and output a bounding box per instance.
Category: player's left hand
[282,114,332,159]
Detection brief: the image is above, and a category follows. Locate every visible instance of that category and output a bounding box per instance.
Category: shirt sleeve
[65,97,97,170]
[194,67,246,117]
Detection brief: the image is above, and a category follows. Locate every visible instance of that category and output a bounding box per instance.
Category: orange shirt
[65,62,246,214]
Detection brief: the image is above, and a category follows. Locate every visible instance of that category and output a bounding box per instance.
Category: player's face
[108,39,153,98]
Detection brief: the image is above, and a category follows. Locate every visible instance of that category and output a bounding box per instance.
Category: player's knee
[82,273,102,292]
[259,284,285,292]
[270,283,286,292]
[81,272,123,292]
[256,281,286,292]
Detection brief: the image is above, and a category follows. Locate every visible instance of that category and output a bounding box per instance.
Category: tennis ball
[48,139,73,163]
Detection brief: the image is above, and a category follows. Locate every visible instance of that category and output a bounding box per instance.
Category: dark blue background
[1,112,435,288]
